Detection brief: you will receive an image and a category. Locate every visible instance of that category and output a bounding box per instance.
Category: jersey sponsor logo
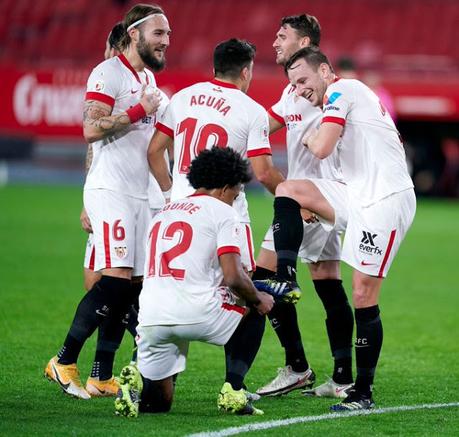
[285,114,302,122]
[114,246,128,259]
[359,231,382,255]
[324,105,340,112]
[189,94,231,116]
[130,88,139,94]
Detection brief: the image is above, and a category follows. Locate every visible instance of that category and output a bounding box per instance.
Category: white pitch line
[186,402,459,437]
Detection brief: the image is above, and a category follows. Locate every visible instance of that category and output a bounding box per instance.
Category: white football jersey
[148,90,170,210]
[322,79,413,206]
[269,84,342,181]
[139,193,243,325]
[84,54,159,199]
[155,79,272,222]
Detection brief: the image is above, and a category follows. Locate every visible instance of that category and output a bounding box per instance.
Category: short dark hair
[281,14,321,47]
[214,39,256,79]
[121,3,165,48]
[108,22,125,51]
[285,47,333,74]
[187,147,251,189]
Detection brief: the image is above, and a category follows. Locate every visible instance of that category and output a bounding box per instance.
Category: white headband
[127,13,166,32]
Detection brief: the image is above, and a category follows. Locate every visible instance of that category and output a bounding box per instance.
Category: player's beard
[137,31,166,72]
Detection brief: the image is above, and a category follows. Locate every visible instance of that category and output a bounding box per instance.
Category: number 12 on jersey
[177,117,228,174]
[147,220,193,280]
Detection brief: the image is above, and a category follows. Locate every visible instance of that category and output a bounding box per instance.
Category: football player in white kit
[45,4,171,400]
[148,38,285,275]
[253,15,354,399]
[268,47,415,411]
[114,147,274,418]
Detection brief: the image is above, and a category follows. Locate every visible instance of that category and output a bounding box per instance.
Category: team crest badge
[95,80,105,92]
[114,246,128,259]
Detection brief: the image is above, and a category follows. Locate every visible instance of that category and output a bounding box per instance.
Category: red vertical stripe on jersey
[222,303,247,315]
[245,224,256,271]
[103,222,111,268]
[378,229,397,278]
[88,245,96,271]
[118,54,141,83]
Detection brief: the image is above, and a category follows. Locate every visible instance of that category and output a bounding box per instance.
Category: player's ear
[299,36,310,48]
[129,28,140,44]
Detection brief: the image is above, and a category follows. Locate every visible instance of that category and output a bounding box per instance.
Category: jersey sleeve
[246,106,272,158]
[322,81,352,126]
[216,209,242,257]
[267,84,292,126]
[155,96,175,138]
[156,90,170,123]
[85,63,119,107]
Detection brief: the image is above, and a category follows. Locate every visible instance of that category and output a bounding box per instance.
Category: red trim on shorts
[103,222,111,268]
[247,148,272,157]
[244,224,256,271]
[268,107,285,125]
[155,122,174,138]
[222,302,246,315]
[322,116,346,126]
[118,54,141,83]
[85,92,115,107]
[210,78,238,89]
[88,245,95,271]
[217,246,240,257]
[378,229,397,278]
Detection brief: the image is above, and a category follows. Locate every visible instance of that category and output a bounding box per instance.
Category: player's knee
[275,180,296,197]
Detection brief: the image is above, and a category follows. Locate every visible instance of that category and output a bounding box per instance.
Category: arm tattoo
[85,144,93,173]
[83,100,131,139]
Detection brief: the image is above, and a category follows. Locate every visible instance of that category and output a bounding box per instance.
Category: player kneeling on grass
[115,147,274,418]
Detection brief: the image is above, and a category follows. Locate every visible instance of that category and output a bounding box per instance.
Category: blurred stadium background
[1,0,458,197]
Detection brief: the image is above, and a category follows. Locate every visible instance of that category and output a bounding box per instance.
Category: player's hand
[300,208,319,224]
[140,86,162,115]
[254,291,274,316]
[80,207,93,233]
[302,127,318,148]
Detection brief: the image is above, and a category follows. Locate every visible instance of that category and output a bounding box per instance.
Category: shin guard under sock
[313,279,353,383]
[354,305,383,395]
[272,197,303,281]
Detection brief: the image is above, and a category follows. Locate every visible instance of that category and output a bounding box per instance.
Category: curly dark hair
[187,147,251,189]
[281,14,321,47]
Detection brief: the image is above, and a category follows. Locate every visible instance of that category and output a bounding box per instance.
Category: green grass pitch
[0,185,458,436]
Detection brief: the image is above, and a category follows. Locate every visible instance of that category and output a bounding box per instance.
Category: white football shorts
[137,287,245,380]
[310,178,416,278]
[83,189,151,276]
[83,233,96,270]
[261,221,341,264]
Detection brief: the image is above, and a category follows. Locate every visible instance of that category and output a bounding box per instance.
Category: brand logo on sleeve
[323,92,342,105]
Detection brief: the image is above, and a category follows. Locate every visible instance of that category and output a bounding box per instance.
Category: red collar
[210,78,238,90]
[118,54,150,84]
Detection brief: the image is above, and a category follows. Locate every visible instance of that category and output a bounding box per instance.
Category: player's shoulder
[237,92,267,117]
[91,56,122,75]
[169,81,205,104]
[195,194,238,217]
